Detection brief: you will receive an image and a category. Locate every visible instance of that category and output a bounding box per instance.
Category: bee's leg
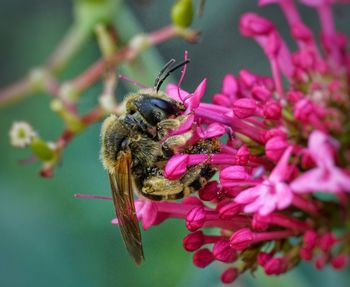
[157,115,190,138]
[140,165,217,201]
[161,131,193,156]
[140,176,185,200]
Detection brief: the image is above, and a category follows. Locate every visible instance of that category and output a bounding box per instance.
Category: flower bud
[265,136,288,161]
[257,252,273,266]
[303,230,318,249]
[213,240,237,263]
[31,137,56,162]
[230,228,255,250]
[263,100,281,119]
[193,248,214,268]
[240,13,274,37]
[171,0,193,28]
[300,247,313,261]
[220,268,238,284]
[199,181,219,201]
[164,154,188,179]
[331,254,348,270]
[315,255,327,270]
[183,231,205,252]
[218,202,241,219]
[252,85,272,102]
[186,206,206,231]
[264,257,288,275]
[319,233,336,253]
[233,98,256,119]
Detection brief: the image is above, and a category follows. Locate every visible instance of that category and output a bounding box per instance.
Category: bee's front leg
[156,115,190,139]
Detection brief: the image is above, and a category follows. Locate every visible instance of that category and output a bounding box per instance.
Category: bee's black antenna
[154,59,190,92]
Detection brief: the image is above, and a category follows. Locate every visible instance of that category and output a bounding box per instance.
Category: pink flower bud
[239,69,257,88]
[220,166,250,182]
[185,78,207,110]
[287,91,303,103]
[230,228,255,250]
[265,31,281,57]
[236,145,250,165]
[220,268,238,284]
[186,206,206,231]
[183,231,205,252]
[291,23,312,42]
[199,181,219,201]
[263,100,281,119]
[218,202,242,219]
[240,13,274,37]
[303,230,318,249]
[252,213,269,231]
[222,73,238,99]
[252,85,272,102]
[193,248,214,268]
[212,240,237,263]
[257,252,273,266]
[164,154,188,179]
[213,93,232,106]
[265,136,289,161]
[197,123,226,138]
[233,98,257,119]
[264,257,288,275]
[300,247,313,261]
[315,255,327,270]
[331,254,348,270]
[319,233,336,253]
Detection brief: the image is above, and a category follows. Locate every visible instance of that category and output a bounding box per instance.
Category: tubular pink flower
[303,230,318,249]
[212,239,237,263]
[183,231,205,251]
[263,100,281,119]
[265,136,289,161]
[230,228,295,250]
[193,248,215,268]
[291,131,350,193]
[300,247,313,261]
[229,228,255,250]
[319,232,336,253]
[235,147,294,215]
[218,201,242,219]
[186,206,206,231]
[198,181,219,201]
[233,98,257,119]
[331,254,348,269]
[252,85,272,102]
[220,267,239,284]
[264,257,288,275]
[257,252,273,266]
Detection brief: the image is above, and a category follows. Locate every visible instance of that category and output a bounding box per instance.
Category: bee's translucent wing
[108,150,144,265]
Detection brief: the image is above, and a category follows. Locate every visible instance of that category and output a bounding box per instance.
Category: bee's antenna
[154,59,176,91]
[154,59,190,92]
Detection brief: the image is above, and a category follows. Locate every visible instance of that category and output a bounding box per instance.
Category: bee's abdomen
[100,115,128,173]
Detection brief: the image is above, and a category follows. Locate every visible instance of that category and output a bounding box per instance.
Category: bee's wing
[108,150,144,265]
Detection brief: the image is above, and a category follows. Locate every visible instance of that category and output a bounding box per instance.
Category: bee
[100,59,220,265]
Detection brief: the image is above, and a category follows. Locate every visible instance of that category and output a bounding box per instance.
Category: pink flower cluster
[83,0,350,284]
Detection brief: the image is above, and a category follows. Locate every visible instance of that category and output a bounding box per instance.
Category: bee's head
[134,93,185,126]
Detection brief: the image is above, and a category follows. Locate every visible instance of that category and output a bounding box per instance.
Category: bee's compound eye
[136,96,181,125]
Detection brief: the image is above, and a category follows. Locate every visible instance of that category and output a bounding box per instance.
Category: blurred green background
[1,1,350,286]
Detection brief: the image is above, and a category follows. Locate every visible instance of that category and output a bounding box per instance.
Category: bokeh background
[1,1,350,286]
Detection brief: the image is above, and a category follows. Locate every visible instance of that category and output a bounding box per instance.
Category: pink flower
[235,146,294,215]
[291,130,350,193]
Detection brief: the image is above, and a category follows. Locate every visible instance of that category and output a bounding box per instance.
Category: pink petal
[291,168,326,193]
[234,187,259,204]
[164,154,189,179]
[166,83,190,102]
[185,78,207,110]
[275,182,293,209]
